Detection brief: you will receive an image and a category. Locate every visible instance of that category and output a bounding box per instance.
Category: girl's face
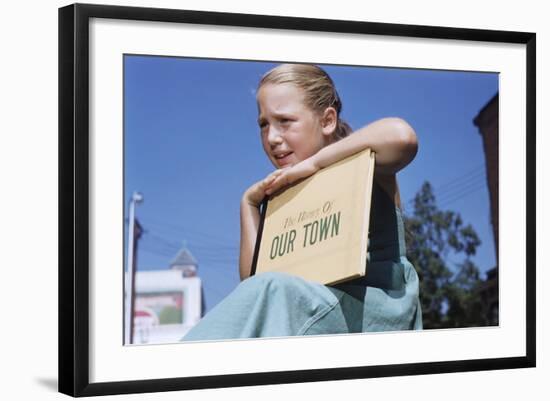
[257,83,331,169]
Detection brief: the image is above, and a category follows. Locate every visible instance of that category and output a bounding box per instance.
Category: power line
[146,220,237,248]
[140,243,238,265]
[141,232,240,267]
[436,172,485,199]
[436,175,486,204]
[143,240,238,262]
[406,165,487,208]
[406,170,485,207]
[138,247,239,283]
[432,162,485,193]
[439,182,486,209]
[182,241,238,251]
[141,239,180,255]
[145,231,182,249]
[140,247,176,259]
[143,236,234,258]
[141,230,239,264]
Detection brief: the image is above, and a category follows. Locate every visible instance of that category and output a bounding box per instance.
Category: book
[251,148,376,285]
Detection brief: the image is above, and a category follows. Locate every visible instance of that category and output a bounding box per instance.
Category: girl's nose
[267,126,283,145]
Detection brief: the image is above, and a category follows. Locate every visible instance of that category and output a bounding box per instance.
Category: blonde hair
[257,64,352,141]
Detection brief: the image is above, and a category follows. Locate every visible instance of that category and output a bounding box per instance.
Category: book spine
[360,149,376,277]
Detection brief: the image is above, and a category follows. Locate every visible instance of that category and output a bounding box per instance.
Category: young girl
[183,63,422,340]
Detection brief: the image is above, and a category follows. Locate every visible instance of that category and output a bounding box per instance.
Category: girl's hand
[243,169,286,208]
[265,157,319,196]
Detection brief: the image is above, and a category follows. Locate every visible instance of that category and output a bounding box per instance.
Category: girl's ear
[321,107,338,138]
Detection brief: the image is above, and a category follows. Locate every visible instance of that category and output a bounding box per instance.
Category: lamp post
[124,191,143,345]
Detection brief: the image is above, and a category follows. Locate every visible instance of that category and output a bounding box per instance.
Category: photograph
[123,56,499,345]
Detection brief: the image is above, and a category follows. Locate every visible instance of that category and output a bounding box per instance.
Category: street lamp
[124,191,143,345]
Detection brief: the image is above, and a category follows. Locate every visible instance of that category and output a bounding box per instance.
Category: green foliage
[404,181,487,329]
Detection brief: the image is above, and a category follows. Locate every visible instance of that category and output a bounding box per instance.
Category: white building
[132,246,204,344]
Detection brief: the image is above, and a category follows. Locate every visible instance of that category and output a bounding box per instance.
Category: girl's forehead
[257,83,306,107]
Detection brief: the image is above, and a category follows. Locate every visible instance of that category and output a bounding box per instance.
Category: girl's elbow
[405,128,418,163]
[393,118,418,161]
[383,118,418,174]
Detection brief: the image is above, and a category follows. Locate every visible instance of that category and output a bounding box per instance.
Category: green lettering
[303,223,311,247]
[319,215,331,241]
[331,211,341,237]
[270,236,279,260]
[278,231,288,257]
[288,230,296,253]
[310,221,319,245]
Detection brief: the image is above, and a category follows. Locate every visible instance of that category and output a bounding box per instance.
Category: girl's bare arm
[239,169,285,280]
[314,117,418,175]
[266,117,418,195]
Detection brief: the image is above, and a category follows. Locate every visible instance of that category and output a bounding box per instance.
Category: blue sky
[124,55,498,313]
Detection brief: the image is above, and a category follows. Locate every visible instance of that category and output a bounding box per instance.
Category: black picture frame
[58,2,536,397]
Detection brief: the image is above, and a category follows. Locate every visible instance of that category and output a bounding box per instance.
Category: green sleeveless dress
[182,180,422,341]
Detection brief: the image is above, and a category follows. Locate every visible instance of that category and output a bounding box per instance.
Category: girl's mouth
[274,152,293,166]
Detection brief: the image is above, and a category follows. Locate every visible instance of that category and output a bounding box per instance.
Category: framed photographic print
[58,2,536,397]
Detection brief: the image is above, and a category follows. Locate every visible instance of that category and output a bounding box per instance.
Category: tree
[403,181,485,329]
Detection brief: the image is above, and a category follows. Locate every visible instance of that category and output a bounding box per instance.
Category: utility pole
[124,191,143,345]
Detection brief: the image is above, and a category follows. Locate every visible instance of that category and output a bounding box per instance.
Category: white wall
[0,0,546,400]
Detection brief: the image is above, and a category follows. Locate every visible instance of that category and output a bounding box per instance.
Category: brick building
[473,93,499,325]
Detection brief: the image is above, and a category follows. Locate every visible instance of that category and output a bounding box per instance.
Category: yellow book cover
[251,148,376,285]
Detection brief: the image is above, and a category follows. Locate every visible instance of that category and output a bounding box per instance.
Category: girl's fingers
[265,173,289,195]
[262,167,291,195]
[263,176,276,186]
[263,169,284,186]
